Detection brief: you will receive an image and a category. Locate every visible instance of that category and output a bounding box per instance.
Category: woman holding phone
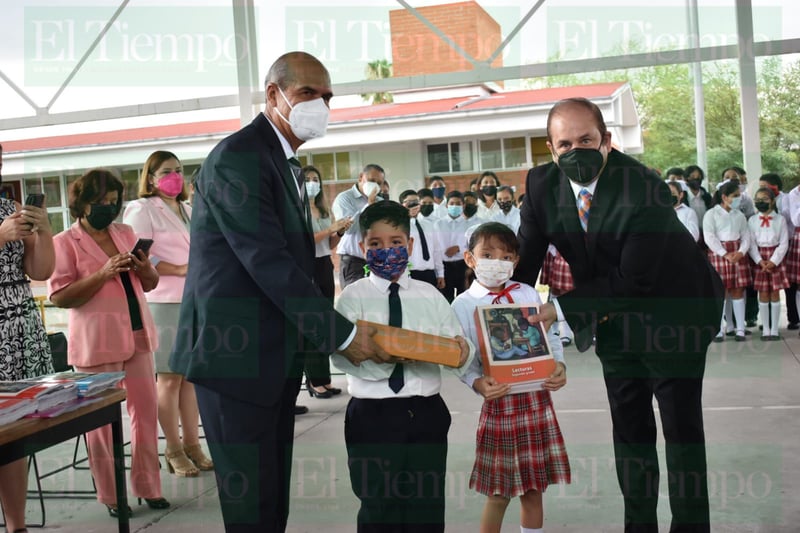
[0,143,55,533]
[48,169,169,518]
[123,150,212,477]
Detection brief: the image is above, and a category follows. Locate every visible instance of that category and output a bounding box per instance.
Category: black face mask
[481,185,497,197]
[672,195,681,206]
[420,204,434,217]
[498,200,514,213]
[464,204,478,217]
[755,201,771,213]
[556,147,605,185]
[85,203,119,230]
[687,179,702,190]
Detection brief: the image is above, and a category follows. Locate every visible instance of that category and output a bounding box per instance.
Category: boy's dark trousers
[440,260,467,303]
[345,394,451,533]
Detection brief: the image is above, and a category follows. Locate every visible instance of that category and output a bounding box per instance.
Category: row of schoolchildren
[664,167,798,341]
[329,192,568,532]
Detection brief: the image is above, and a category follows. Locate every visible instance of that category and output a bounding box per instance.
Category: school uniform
[331,273,475,532]
[675,203,700,242]
[477,199,501,220]
[408,216,444,287]
[775,191,800,327]
[703,205,752,289]
[432,201,448,221]
[784,187,800,285]
[748,210,789,337]
[452,280,570,498]
[435,214,482,302]
[540,245,574,295]
[490,205,521,234]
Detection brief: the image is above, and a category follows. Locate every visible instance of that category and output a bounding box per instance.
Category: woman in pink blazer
[123,151,212,478]
[48,169,169,518]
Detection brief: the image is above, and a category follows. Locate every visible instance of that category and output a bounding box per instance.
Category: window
[479,137,527,170]
[301,151,359,181]
[427,142,474,174]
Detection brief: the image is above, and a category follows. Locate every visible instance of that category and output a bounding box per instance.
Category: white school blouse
[702,205,751,256]
[747,211,789,265]
[674,204,700,242]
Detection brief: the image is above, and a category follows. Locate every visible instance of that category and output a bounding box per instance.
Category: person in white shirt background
[429,176,449,219]
[399,189,445,289]
[759,173,799,330]
[747,187,789,340]
[685,164,714,225]
[476,171,502,219]
[665,167,691,197]
[703,179,752,341]
[417,188,442,221]
[436,191,470,303]
[490,185,521,234]
[667,181,700,242]
[331,163,386,288]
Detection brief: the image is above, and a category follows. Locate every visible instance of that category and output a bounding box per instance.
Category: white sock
[732,298,746,335]
[771,301,782,336]
[718,311,725,337]
[759,301,770,335]
[520,527,543,533]
[724,297,735,332]
[559,320,573,338]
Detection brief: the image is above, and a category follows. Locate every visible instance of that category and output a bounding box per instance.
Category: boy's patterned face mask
[366,246,409,281]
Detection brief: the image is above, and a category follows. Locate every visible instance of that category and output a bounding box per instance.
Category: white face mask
[473,258,515,288]
[305,181,321,198]
[361,180,380,198]
[276,86,329,141]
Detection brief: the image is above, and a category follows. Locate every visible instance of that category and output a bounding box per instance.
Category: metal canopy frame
[1,0,798,176]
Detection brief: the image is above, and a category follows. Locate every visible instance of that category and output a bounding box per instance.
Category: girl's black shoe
[307,384,333,399]
[106,504,133,518]
[143,497,171,510]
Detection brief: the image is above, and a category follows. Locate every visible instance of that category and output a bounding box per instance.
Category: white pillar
[736,0,763,183]
[686,0,708,176]
[232,0,260,127]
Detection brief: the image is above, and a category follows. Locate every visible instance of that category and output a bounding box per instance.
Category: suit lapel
[70,222,115,265]
[153,197,190,246]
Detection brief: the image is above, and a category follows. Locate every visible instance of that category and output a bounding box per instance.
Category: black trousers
[305,256,335,387]
[440,260,467,303]
[195,379,301,533]
[786,283,798,325]
[745,286,758,323]
[599,352,710,533]
[345,394,451,533]
[340,254,367,290]
[410,269,437,287]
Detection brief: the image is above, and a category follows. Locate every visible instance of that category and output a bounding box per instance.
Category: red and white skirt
[540,250,574,296]
[752,245,790,292]
[785,227,800,284]
[470,390,571,498]
[708,240,752,289]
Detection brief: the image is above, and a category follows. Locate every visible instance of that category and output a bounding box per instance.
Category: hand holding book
[542,362,567,392]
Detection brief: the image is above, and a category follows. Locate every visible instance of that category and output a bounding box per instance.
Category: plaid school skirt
[470,390,571,499]
[541,251,574,295]
[785,227,800,284]
[753,245,790,292]
[708,240,752,289]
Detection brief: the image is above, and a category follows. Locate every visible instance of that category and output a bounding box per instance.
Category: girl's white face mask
[473,258,515,288]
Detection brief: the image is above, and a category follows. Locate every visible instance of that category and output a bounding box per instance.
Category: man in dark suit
[171,51,390,533]
[516,98,724,533]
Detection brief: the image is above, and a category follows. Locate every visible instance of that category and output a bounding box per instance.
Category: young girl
[748,187,789,340]
[703,179,752,341]
[668,181,700,242]
[451,222,570,533]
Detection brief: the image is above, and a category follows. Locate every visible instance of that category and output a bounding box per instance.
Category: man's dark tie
[388,282,404,393]
[414,219,430,261]
[288,157,303,189]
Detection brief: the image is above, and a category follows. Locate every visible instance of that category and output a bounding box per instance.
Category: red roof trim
[3,82,625,154]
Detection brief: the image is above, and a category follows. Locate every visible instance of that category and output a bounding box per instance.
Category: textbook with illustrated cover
[473,304,556,393]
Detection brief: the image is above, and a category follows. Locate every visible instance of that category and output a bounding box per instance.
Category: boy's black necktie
[388,282,404,393]
[414,219,430,261]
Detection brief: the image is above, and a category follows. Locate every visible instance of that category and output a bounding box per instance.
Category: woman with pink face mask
[123,151,213,478]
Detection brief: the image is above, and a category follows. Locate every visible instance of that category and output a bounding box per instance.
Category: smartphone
[132,238,154,257]
[25,193,45,208]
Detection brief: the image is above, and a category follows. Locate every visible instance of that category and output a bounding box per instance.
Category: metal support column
[736,0,763,181]
[232,0,260,127]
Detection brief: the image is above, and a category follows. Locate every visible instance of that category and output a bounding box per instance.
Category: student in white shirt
[417,188,442,222]
[477,171,502,219]
[429,176,449,220]
[490,185,521,234]
[748,188,789,340]
[667,181,700,242]
[399,189,444,289]
[685,164,713,224]
[703,180,752,341]
[331,200,473,531]
[436,191,470,303]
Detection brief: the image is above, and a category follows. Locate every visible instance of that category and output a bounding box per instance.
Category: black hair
[712,179,740,207]
[302,164,329,218]
[463,191,478,201]
[417,188,434,200]
[721,166,743,180]
[429,176,445,186]
[666,167,685,178]
[362,163,385,175]
[759,172,783,191]
[753,187,776,205]
[398,189,418,204]
[69,168,125,219]
[496,185,515,198]
[685,165,705,180]
[446,191,464,201]
[479,171,500,185]
[359,200,410,238]
[667,182,690,207]
[467,222,520,255]
[731,166,746,176]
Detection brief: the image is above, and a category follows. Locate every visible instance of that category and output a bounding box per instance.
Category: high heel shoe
[184,443,214,471]
[105,504,133,518]
[323,385,342,395]
[307,385,333,399]
[164,447,199,477]
[143,497,170,510]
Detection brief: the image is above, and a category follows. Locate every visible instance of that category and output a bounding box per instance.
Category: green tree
[361,59,393,105]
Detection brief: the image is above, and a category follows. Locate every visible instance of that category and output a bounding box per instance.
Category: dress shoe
[787,322,799,330]
[323,385,342,395]
[735,334,747,342]
[307,384,333,399]
[294,405,309,415]
[106,504,133,518]
[143,497,170,510]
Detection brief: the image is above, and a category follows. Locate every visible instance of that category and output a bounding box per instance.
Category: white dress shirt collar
[569,178,599,201]
[264,113,296,160]
[368,271,411,293]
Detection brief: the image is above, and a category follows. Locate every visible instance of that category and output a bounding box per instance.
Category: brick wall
[390,1,503,84]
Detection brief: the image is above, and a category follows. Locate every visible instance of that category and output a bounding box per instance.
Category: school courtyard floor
[12,309,800,532]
